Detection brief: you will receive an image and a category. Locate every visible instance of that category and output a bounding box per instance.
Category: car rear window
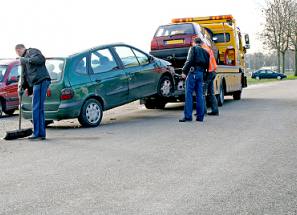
[155,24,195,37]
[213,33,231,43]
[46,59,64,81]
[0,65,7,82]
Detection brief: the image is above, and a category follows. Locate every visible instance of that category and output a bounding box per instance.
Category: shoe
[207,112,219,116]
[28,135,40,140]
[179,118,192,122]
[196,118,204,122]
[40,137,46,140]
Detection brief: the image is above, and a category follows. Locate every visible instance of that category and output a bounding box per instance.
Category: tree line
[261,0,297,76]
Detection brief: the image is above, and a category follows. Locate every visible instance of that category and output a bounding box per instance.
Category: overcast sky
[0,0,265,58]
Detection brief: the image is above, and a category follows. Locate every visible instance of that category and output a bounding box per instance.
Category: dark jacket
[182,45,210,75]
[20,48,50,92]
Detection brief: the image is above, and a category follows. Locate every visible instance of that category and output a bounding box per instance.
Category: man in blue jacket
[179,38,210,122]
[16,44,51,140]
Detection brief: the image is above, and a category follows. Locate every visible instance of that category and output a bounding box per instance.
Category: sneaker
[28,135,40,140]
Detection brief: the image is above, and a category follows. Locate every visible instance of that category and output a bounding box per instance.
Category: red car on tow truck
[0,59,21,117]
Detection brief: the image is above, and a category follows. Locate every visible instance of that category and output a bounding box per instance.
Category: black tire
[233,90,242,100]
[158,76,173,97]
[155,101,167,109]
[78,99,103,128]
[4,109,15,116]
[0,102,3,117]
[45,120,54,127]
[144,98,167,109]
[216,83,225,107]
[144,99,156,109]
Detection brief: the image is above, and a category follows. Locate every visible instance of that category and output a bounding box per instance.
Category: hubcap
[86,103,101,124]
[160,80,171,97]
[277,76,281,80]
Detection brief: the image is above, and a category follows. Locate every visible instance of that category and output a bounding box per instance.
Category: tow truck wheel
[217,84,225,107]
[0,102,3,117]
[4,109,15,116]
[144,100,156,109]
[233,90,242,100]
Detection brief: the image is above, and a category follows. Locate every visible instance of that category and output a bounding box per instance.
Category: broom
[3,93,33,140]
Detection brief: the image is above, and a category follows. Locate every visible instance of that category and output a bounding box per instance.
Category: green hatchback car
[22,43,175,127]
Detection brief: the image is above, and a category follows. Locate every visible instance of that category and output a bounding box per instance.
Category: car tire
[216,83,225,107]
[233,90,242,100]
[158,76,173,97]
[78,99,103,128]
[155,101,167,109]
[277,76,282,80]
[4,109,15,116]
[0,102,3,117]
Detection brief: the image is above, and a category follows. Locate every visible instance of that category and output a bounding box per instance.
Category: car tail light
[151,38,159,50]
[46,88,51,97]
[60,88,74,100]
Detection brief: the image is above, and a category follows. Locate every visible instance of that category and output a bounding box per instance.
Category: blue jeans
[184,69,205,121]
[32,79,50,137]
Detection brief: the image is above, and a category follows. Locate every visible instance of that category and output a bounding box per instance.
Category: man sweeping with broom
[15,44,51,140]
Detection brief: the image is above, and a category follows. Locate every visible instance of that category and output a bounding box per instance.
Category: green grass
[247,75,297,85]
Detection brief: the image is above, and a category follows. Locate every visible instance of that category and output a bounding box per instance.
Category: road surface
[0,80,297,215]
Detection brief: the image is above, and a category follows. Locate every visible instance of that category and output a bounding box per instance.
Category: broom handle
[19,94,22,130]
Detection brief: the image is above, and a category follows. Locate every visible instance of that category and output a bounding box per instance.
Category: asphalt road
[0,80,297,215]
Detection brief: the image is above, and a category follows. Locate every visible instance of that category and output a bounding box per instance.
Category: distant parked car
[0,59,21,117]
[251,69,287,80]
[22,43,175,127]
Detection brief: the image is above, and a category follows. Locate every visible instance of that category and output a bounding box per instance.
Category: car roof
[0,59,19,66]
[69,42,130,58]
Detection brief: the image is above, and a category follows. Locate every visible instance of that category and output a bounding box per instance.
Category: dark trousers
[184,69,204,121]
[205,71,219,114]
[32,79,50,137]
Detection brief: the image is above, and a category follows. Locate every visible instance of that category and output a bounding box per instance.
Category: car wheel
[158,76,173,97]
[277,76,282,80]
[155,101,167,109]
[216,83,225,107]
[256,76,260,80]
[78,99,103,128]
[4,109,15,116]
[233,90,242,100]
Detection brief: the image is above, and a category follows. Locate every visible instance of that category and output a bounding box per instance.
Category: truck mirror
[245,34,250,45]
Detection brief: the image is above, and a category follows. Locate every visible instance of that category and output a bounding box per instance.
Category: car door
[5,64,21,110]
[112,45,156,100]
[89,47,129,109]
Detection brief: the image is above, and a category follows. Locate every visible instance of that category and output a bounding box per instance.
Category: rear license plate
[165,39,184,45]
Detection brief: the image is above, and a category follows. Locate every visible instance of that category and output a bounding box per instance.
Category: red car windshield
[155,24,195,37]
[0,65,7,82]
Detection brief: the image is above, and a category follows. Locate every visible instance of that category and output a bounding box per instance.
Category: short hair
[15,44,26,49]
[194,37,203,45]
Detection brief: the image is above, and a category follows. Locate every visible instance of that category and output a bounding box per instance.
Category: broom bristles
[3,128,33,140]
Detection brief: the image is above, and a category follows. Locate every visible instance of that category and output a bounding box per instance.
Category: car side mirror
[7,76,18,85]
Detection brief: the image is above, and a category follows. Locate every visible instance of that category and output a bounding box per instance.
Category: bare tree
[261,0,294,73]
[289,1,297,76]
